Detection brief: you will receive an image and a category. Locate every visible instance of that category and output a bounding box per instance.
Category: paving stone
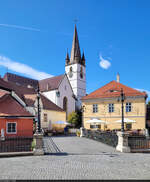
[0,136,150,179]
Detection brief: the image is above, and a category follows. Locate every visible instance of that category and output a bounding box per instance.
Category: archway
[63,97,68,119]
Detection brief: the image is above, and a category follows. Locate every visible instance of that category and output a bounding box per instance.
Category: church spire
[70,24,81,64]
[65,49,70,65]
[81,51,85,66]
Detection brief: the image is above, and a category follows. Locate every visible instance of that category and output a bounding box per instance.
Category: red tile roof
[39,75,64,92]
[82,81,147,100]
[0,94,33,117]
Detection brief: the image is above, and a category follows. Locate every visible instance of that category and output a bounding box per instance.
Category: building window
[126,123,132,130]
[126,103,132,112]
[90,124,101,129]
[44,114,48,122]
[93,104,98,113]
[108,103,114,113]
[7,122,16,134]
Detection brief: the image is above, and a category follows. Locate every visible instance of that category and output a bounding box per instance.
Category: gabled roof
[0,94,33,117]
[40,94,64,112]
[39,74,65,92]
[3,72,38,88]
[23,93,64,112]
[82,81,147,100]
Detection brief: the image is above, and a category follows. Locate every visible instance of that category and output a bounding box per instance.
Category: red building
[0,93,34,137]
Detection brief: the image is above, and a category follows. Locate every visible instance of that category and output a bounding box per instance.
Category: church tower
[65,25,86,110]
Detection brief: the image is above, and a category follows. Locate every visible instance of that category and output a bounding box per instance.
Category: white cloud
[0,55,53,80]
[0,24,40,32]
[99,54,111,69]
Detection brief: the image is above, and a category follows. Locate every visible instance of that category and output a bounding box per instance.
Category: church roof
[82,81,147,100]
[39,74,65,92]
[40,94,64,112]
[3,72,38,88]
[23,93,64,112]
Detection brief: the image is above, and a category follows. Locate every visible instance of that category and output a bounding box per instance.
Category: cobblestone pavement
[0,136,150,180]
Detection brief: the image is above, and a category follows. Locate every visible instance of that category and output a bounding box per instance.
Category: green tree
[67,111,79,127]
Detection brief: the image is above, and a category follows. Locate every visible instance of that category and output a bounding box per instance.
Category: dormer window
[109,89,118,93]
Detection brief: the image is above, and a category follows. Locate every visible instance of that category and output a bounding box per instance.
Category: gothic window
[63,97,68,111]
[80,67,83,79]
[69,67,73,78]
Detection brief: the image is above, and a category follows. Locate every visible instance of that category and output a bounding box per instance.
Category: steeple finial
[81,50,85,66]
[65,49,70,65]
[70,24,81,64]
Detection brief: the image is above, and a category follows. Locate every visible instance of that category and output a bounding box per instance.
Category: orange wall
[0,118,33,137]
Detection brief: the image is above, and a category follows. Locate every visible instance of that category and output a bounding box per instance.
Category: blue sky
[0,0,150,99]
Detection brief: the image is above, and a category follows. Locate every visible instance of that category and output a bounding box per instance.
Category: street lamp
[120,88,125,132]
[81,105,85,127]
[36,85,41,133]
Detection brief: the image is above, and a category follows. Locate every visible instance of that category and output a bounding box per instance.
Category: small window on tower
[80,67,83,79]
[69,67,73,78]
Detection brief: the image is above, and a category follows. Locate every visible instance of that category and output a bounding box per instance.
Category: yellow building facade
[82,80,147,131]
[41,109,66,131]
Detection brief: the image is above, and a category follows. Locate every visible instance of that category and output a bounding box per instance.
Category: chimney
[117,73,120,83]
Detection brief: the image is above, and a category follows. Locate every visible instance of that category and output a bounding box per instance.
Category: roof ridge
[39,74,64,82]
[5,72,38,81]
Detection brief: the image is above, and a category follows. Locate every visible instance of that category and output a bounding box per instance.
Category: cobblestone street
[0,136,150,180]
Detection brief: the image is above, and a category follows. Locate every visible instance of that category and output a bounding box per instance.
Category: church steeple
[70,24,82,64]
[65,49,70,65]
[81,51,85,66]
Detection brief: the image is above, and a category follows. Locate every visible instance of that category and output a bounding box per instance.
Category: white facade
[65,63,86,110]
[42,75,75,115]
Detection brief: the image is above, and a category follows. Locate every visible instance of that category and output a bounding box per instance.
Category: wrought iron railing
[128,136,150,150]
[0,131,33,153]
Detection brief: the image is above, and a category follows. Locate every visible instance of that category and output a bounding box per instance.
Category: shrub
[67,111,79,127]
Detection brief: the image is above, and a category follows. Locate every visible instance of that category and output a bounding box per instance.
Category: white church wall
[42,90,57,105]
[57,75,75,115]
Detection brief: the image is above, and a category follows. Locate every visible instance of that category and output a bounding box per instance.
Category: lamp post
[37,85,41,133]
[81,105,85,128]
[120,88,125,132]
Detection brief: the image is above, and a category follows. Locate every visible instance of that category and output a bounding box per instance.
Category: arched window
[63,97,68,111]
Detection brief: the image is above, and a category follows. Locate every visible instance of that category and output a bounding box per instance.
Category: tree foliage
[67,111,80,127]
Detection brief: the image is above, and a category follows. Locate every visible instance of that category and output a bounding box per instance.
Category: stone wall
[84,129,118,147]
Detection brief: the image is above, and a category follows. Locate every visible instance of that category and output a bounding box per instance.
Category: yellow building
[81,78,147,131]
[24,93,66,132]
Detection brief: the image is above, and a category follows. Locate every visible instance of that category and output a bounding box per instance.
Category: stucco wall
[82,97,146,131]
[41,109,66,130]
[0,118,33,137]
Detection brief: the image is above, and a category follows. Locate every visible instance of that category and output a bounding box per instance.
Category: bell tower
[65,25,86,110]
